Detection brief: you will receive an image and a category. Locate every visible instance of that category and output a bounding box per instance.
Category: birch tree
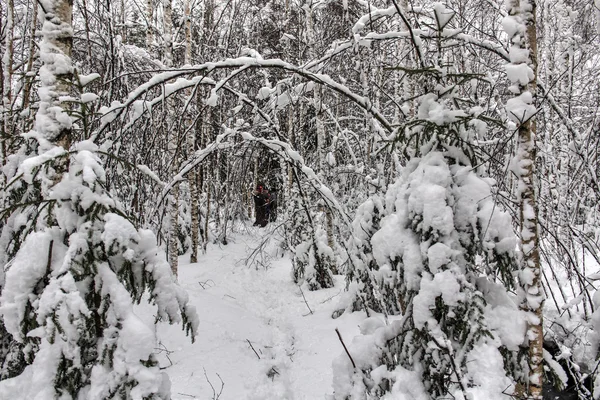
[503,0,543,397]
[183,0,200,263]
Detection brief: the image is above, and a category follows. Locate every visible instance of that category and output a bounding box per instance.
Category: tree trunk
[286,106,294,212]
[40,0,73,152]
[305,2,336,273]
[2,0,15,187]
[202,108,213,253]
[505,0,543,398]
[163,0,178,276]
[305,3,325,173]
[146,0,153,49]
[163,0,173,67]
[185,0,199,263]
[21,1,37,110]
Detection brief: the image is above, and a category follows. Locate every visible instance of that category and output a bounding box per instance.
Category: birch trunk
[505,0,542,397]
[2,0,15,186]
[163,0,179,276]
[286,106,294,212]
[184,0,200,263]
[18,9,35,110]
[202,108,213,253]
[41,0,73,151]
[163,0,173,67]
[305,3,325,173]
[522,3,543,397]
[146,0,153,49]
[168,134,179,277]
[305,2,336,271]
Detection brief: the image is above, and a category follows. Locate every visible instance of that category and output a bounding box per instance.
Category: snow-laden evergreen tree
[344,195,402,316]
[0,1,198,398]
[335,95,524,399]
[288,176,334,290]
[334,3,527,397]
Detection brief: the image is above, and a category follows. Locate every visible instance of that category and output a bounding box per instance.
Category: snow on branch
[95,58,394,139]
[155,129,351,227]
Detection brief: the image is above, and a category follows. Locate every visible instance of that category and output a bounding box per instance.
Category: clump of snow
[80,92,99,103]
[78,72,101,86]
[505,91,535,123]
[206,89,219,106]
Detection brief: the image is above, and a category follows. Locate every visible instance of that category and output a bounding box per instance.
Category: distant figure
[252,185,270,227]
[268,190,277,222]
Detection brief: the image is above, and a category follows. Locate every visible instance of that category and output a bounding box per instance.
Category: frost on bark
[504,0,543,398]
[38,0,74,171]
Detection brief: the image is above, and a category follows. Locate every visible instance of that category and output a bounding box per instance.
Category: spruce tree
[336,4,524,398]
[0,1,198,398]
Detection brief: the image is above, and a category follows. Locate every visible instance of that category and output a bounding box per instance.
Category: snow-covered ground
[150,228,364,400]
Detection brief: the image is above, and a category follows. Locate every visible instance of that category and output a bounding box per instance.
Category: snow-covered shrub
[335,147,525,399]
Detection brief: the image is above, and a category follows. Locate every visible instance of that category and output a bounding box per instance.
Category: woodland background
[1,0,600,399]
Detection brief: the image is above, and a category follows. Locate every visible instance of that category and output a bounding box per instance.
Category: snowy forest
[0,0,599,398]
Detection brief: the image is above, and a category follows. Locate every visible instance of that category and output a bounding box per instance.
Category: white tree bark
[20,2,38,111]
[38,0,73,151]
[163,0,173,67]
[163,0,179,276]
[505,0,543,397]
[202,108,213,253]
[305,2,326,173]
[184,0,200,263]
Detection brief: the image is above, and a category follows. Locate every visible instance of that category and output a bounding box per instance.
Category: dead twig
[155,342,174,369]
[198,279,216,289]
[203,368,225,400]
[298,285,313,315]
[46,240,54,271]
[267,366,280,380]
[246,339,261,359]
[335,328,356,369]
[321,290,342,304]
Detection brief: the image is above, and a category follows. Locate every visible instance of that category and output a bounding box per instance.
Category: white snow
[78,72,101,86]
[146,230,362,399]
[80,92,99,103]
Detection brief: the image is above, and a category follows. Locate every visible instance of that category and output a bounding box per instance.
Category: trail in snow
[150,227,364,400]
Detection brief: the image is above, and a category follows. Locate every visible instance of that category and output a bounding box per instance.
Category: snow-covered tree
[1,0,598,396]
[336,111,523,400]
[0,1,198,397]
[287,171,334,290]
[504,0,544,396]
[335,3,527,398]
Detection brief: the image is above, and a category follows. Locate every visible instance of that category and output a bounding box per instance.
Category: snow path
[149,229,364,400]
